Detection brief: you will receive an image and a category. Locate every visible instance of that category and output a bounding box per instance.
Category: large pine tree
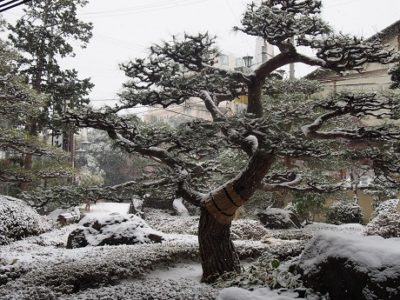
[67,0,400,281]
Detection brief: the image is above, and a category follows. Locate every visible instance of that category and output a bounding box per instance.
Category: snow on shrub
[257,208,301,229]
[230,219,270,240]
[145,208,198,235]
[218,287,299,300]
[0,195,51,245]
[67,213,164,248]
[366,211,400,238]
[325,200,363,225]
[370,198,399,219]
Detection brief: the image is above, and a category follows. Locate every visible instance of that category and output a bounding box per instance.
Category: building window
[235,57,244,68]
[219,54,229,66]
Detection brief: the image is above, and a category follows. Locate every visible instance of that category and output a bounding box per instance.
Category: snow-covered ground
[0,205,384,300]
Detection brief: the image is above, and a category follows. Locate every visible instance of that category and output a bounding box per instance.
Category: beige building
[142,97,214,125]
[306,20,400,95]
[141,52,259,124]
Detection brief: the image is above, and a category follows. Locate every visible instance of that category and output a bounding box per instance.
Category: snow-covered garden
[1,195,400,299]
[2,0,400,299]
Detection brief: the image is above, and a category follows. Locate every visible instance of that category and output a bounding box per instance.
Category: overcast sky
[4,0,400,108]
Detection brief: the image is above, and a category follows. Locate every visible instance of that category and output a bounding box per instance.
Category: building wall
[142,97,213,125]
[142,50,260,124]
[309,29,400,96]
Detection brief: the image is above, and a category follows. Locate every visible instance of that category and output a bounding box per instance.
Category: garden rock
[257,208,301,229]
[66,213,164,249]
[0,195,51,245]
[297,232,400,300]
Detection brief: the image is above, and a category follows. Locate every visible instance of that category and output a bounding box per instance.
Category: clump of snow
[83,201,130,216]
[172,197,190,216]
[326,200,363,225]
[0,195,51,245]
[67,213,164,248]
[218,287,299,300]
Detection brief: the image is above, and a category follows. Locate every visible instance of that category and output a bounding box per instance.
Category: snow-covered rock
[66,213,164,248]
[326,200,363,225]
[297,232,400,300]
[0,195,51,245]
[257,208,301,229]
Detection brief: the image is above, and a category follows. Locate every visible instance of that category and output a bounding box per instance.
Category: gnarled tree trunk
[198,150,275,282]
[198,207,240,282]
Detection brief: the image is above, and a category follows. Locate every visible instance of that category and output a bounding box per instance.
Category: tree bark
[198,151,275,282]
[198,206,240,283]
[247,79,264,118]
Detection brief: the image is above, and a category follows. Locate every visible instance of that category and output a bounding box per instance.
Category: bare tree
[66,0,400,282]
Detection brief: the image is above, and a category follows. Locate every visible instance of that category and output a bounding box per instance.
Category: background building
[306,20,400,94]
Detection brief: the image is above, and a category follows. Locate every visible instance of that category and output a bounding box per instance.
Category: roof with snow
[305,19,400,80]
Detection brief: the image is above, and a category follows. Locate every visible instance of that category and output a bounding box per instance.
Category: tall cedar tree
[67,0,400,281]
[8,0,93,177]
[0,26,71,186]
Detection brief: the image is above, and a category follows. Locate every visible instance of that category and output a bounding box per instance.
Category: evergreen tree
[67,0,400,282]
[0,27,71,191]
[8,0,93,161]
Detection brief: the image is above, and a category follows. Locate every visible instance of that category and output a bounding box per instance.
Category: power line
[0,0,31,12]
[82,0,193,16]
[324,0,364,9]
[80,0,209,18]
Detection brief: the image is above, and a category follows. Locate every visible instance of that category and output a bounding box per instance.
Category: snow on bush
[65,278,217,300]
[366,199,400,238]
[297,232,400,299]
[0,195,51,245]
[325,200,363,225]
[145,208,199,235]
[366,211,400,238]
[146,209,270,241]
[230,219,270,240]
[370,198,399,219]
[257,208,301,229]
[66,213,164,248]
[218,287,299,300]
[304,222,365,235]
